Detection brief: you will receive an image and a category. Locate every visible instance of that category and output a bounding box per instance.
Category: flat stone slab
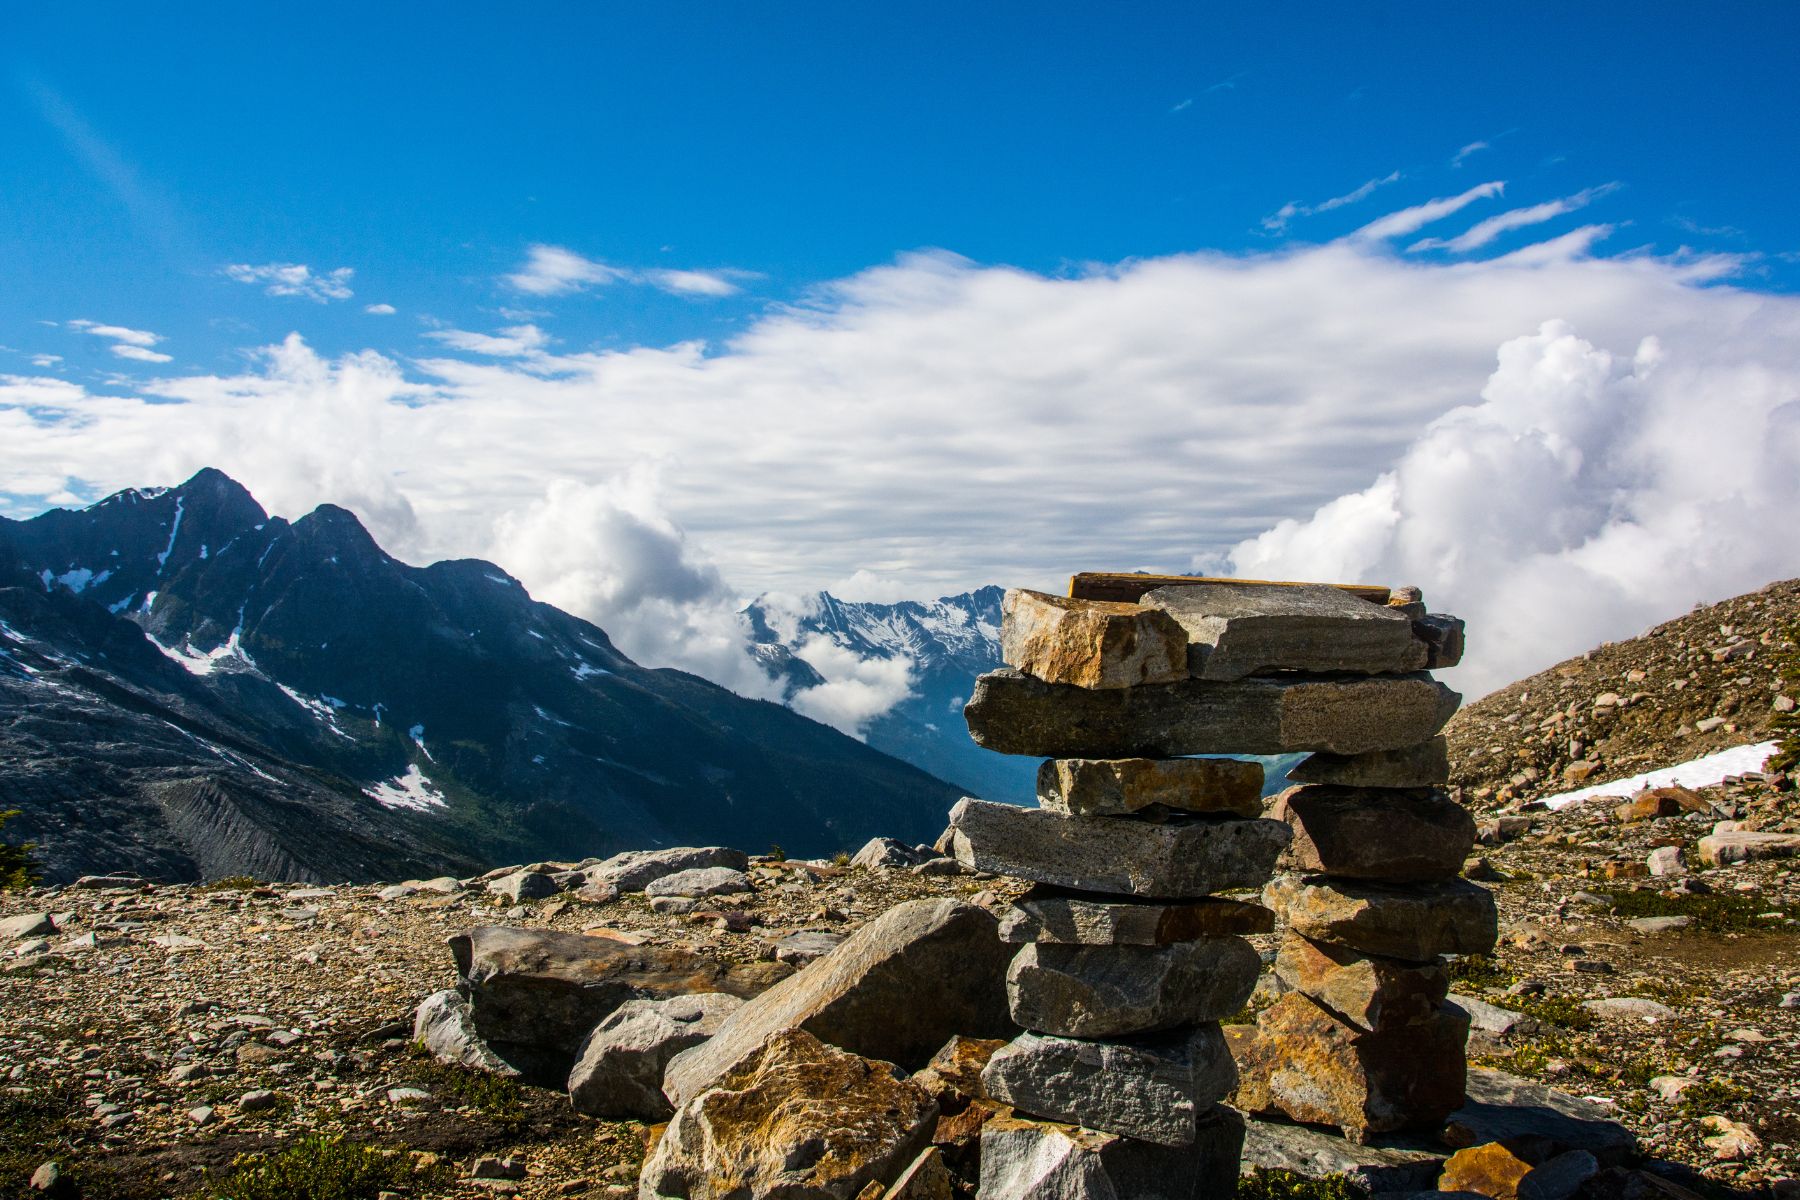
[981,1109,1246,1200]
[1290,738,1450,788]
[583,846,751,894]
[661,898,1014,1108]
[981,1024,1238,1147]
[1273,933,1448,1032]
[1037,756,1263,818]
[1006,937,1262,1037]
[948,798,1291,899]
[1697,829,1800,866]
[1442,1067,1637,1164]
[964,669,1460,757]
[1271,786,1476,883]
[1140,582,1427,681]
[1002,588,1189,690]
[1265,875,1499,961]
[449,926,789,1084]
[1240,1115,1443,1193]
[999,886,1275,945]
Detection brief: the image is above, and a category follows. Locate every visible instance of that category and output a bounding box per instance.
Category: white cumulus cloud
[364,303,397,315]
[425,324,549,358]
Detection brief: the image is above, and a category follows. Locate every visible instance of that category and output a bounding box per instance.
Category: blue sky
[5,3,1797,375]
[6,4,1800,708]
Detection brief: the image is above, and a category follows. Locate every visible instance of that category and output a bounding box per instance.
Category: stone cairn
[945,573,1490,1194]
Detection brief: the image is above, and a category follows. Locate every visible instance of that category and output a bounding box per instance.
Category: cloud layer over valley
[8,216,1800,713]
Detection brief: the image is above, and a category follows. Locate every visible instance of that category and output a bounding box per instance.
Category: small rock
[0,913,55,940]
[1649,1075,1698,1102]
[1701,1114,1762,1160]
[487,871,560,902]
[1625,916,1689,934]
[29,1162,63,1193]
[1645,846,1686,877]
[1581,997,1676,1022]
[187,1105,216,1126]
[850,837,926,870]
[385,1087,432,1105]
[770,930,843,967]
[238,1089,280,1112]
[469,1156,528,1181]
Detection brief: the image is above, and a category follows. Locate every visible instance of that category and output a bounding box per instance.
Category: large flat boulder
[964,669,1460,757]
[1139,582,1427,680]
[998,886,1275,945]
[1697,829,1800,866]
[1001,588,1189,690]
[948,798,1291,899]
[640,1028,937,1200]
[1036,756,1263,818]
[1265,875,1499,961]
[1271,933,1448,1032]
[980,1025,1237,1147]
[1289,737,1450,789]
[449,926,789,1084]
[1239,1114,1442,1193]
[979,1109,1245,1200]
[1229,992,1470,1140]
[582,846,751,894]
[1006,937,1261,1037]
[1270,786,1476,882]
[661,898,1014,1109]
[568,992,744,1120]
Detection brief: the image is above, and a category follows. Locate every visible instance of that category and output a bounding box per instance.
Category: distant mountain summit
[0,470,964,883]
[743,586,1037,803]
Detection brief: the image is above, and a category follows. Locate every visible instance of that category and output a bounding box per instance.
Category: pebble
[238,1089,280,1112]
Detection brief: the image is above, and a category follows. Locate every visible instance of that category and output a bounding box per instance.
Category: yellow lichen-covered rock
[1271,932,1448,1032]
[1229,992,1469,1141]
[1436,1141,1535,1199]
[1000,589,1188,690]
[639,1028,937,1200]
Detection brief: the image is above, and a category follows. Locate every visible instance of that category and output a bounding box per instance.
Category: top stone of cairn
[1140,581,1426,681]
[1001,588,1189,690]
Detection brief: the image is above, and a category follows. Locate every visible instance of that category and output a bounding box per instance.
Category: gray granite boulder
[412,989,521,1077]
[980,1108,1245,1200]
[1290,737,1451,788]
[998,887,1275,946]
[582,846,751,894]
[643,867,752,899]
[567,992,743,1120]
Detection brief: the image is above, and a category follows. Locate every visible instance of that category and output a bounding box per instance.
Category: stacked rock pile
[946,574,1482,1191]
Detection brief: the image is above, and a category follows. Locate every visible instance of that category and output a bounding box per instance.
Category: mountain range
[742,587,1037,804]
[0,470,965,884]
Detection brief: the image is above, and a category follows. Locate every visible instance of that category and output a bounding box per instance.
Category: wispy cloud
[1205,72,1247,95]
[505,244,750,299]
[30,354,63,368]
[1451,140,1490,167]
[1409,183,1620,253]
[425,324,549,357]
[67,319,172,363]
[1352,181,1505,241]
[506,245,628,296]
[364,303,397,316]
[224,263,355,302]
[1263,171,1402,233]
[1169,98,1194,113]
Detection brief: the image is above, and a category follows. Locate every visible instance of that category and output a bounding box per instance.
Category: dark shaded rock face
[0,469,966,883]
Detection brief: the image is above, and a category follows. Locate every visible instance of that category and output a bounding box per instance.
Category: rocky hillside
[0,470,965,884]
[1448,579,1798,807]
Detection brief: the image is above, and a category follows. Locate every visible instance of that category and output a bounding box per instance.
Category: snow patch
[573,661,611,680]
[364,765,447,812]
[150,630,255,677]
[408,723,435,761]
[278,685,354,739]
[156,496,185,573]
[1539,742,1780,811]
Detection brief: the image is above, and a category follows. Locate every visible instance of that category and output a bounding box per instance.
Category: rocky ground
[0,853,1012,1200]
[2,786,1794,1200]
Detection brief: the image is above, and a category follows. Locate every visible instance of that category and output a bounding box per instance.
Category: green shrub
[0,810,39,891]
[1446,954,1514,991]
[197,875,263,892]
[1603,887,1771,934]
[203,1135,436,1200]
[403,1047,525,1129]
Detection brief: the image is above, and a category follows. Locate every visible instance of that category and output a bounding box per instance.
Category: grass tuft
[1238,1168,1369,1200]
[201,1135,439,1200]
[1602,887,1773,934]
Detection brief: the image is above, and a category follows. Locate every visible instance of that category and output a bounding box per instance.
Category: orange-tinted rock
[640,1028,937,1200]
[1272,933,1448,1031]
[909,1035,1007,1106]
[1001,589,1188,690]
[1439,1141,1535,1200]
[1230,992,1470,1141]
[1264,874,1498,961]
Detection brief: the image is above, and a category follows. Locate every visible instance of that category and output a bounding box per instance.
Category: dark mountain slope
[0,471,965,882]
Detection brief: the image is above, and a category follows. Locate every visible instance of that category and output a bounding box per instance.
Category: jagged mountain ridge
[0,470,965,882]
[744,586,1036,803]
